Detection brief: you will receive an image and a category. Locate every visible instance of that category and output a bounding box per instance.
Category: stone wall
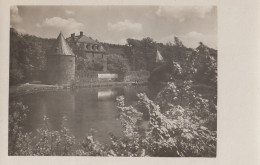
[85,52,104,63]
[76,70,150,84]
[76,71,118,84]
[123,70,150,83]
[46,55,75,85]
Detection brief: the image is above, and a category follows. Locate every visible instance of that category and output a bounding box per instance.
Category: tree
[125,37,157,71]
[174,36,185,48]
[149,60,182,83]
[113,92,216,156]
[107,54,130,74]
[195,42,217,86]
[9,28,54,85]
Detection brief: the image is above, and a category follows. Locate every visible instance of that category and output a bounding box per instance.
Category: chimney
[71,33,75,40]
[80,31,83,36]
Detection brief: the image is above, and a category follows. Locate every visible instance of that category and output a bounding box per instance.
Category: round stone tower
[46,32,75,85]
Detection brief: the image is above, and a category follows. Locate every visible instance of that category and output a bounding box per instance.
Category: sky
[10,6,217,49]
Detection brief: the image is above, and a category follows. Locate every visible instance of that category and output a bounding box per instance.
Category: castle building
[66,31,107,71]
[67,31,106,54]
[46,32,75,85]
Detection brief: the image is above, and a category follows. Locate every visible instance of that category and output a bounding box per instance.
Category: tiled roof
[67,35,100,45]
[49,32,75,56]
[77,36,100,45]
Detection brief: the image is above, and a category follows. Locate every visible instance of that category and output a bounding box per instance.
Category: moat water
[10,85,158,144]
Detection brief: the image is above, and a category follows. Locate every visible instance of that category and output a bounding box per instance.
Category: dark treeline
[124,37,217,87]
[9,28,55,85]
[9,28,217,88]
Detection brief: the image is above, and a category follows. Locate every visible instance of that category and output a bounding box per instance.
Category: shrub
[9,82,216,156]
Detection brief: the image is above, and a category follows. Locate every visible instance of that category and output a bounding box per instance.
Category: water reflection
[11,86,151,144]
[98,89,117,100]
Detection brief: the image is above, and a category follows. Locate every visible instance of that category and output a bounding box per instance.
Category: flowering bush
[9,102,76,156]
[111,90,216,157]
[8,102,33,155]
[9,81,216,156]
[34,126,76,156]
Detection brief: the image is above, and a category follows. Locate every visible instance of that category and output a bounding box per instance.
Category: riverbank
[9,80,214,98]
[9,81,148,98]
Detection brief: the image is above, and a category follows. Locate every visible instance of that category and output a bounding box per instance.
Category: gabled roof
[49,32,75,56]
[77,35,100,45]
[67,35,100,45]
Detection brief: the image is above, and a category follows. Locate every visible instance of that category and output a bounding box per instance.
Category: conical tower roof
[156,50,164,63]
[49,32,75,56]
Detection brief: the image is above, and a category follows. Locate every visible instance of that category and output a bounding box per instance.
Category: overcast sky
[11,6,217,49]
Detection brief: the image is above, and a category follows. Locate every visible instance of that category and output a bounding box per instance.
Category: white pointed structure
[156,50,164,63]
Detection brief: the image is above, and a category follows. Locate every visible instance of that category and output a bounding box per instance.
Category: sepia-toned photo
[9,5,217,157]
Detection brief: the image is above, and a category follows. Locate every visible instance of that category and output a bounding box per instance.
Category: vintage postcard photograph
[9,5,217,157]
